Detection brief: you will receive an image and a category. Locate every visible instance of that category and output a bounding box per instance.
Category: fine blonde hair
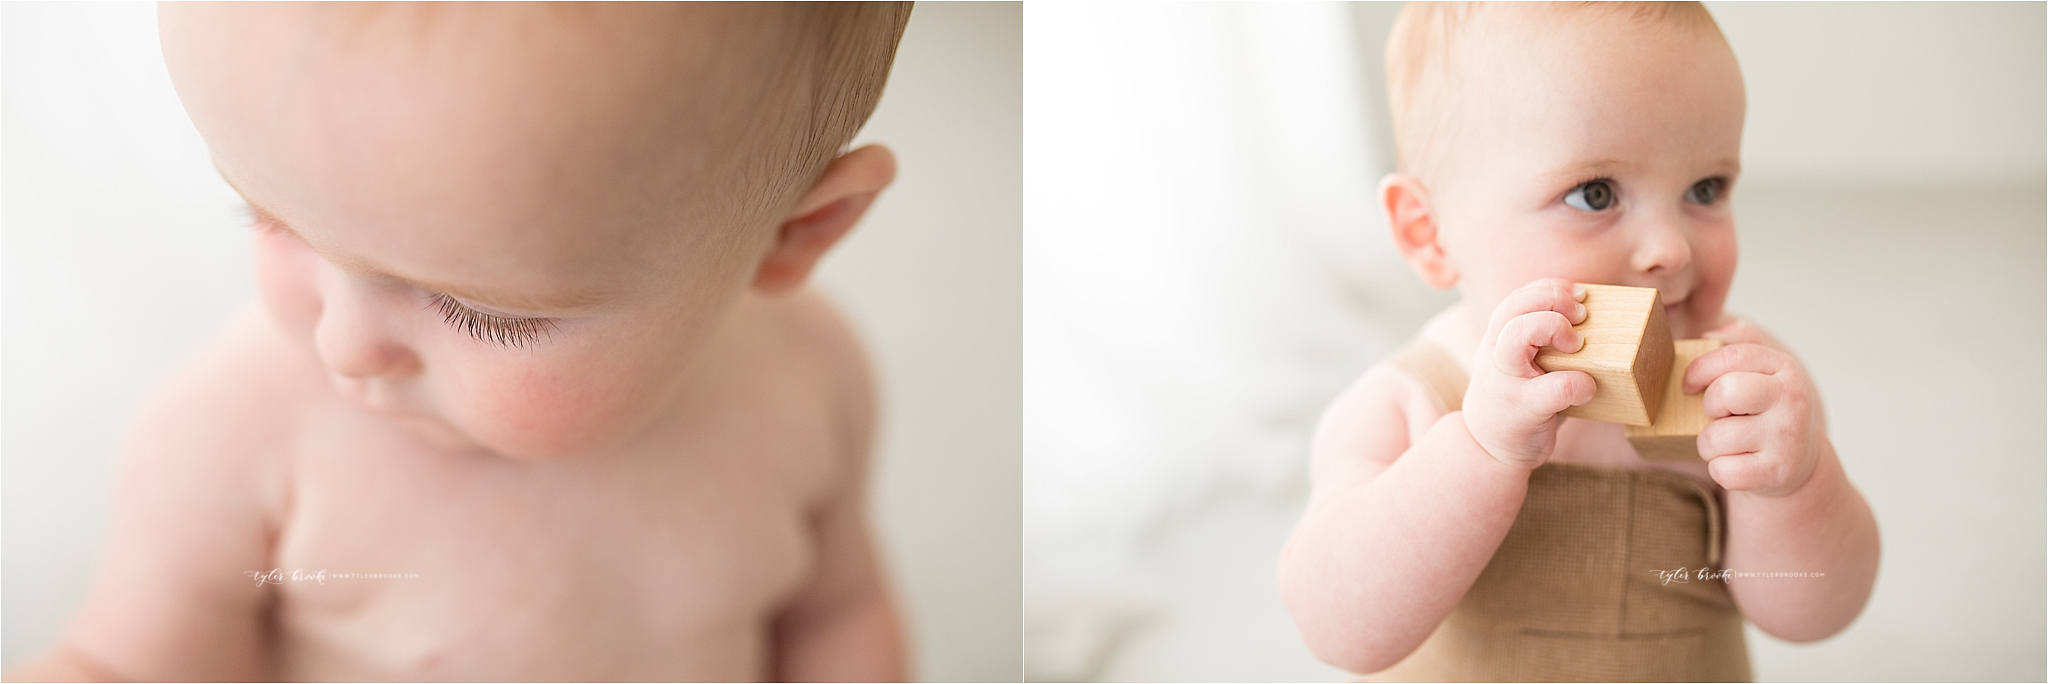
[756,3,915,211]
[1383,2,1725,183]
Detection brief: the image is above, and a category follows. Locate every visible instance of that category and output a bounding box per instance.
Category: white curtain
[1024,4,1451,680]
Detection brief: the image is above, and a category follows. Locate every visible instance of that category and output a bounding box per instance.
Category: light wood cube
[1533,284,1672,426]
[1628,338,1725,461]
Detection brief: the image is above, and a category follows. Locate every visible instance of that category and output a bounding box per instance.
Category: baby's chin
[452,390,668,463]
[1663,296,1724,341]
[397,410,611,462]
[383,410,497,456]
[446,401,664,463]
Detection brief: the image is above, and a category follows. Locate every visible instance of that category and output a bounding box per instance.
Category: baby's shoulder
[693,290,876,498]
[748,288,874,382]
[729,288,874,424]
[1319,308,1471,447]
[1311,347,1453,483]
[117,308,311,523]
[130,308,313,447]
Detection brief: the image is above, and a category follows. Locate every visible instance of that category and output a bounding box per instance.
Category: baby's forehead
[182,9,798,212]
[1450,4,1717,66]
[1388,3,1738,176]
[316,3,789,60]
[306,4,798,127]
[163,4,809,304]
[188,3,805,175]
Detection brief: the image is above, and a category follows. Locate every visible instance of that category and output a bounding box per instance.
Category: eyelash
[1561,176,1730,210]
[426,292,555,348]
[242,206,554,347]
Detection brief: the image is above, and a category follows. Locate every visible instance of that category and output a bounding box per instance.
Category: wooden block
[1533,284,1672,426]
[1628,338,1725,460]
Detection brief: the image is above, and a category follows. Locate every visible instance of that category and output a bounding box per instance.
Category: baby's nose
[313,282,422,381]
[1631,218,1693,275]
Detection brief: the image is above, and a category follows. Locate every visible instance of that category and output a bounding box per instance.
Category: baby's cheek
[1690,221,1740,309]
[1697,227,1738,289]
[454,356,667,460]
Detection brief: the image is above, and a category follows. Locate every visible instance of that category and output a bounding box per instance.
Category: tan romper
[1366,341,1752,682]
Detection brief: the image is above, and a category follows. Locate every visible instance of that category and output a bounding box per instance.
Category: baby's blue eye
[1686,178,1725,205]
[1564,180,1616,212]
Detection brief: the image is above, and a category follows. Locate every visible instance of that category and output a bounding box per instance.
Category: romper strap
[1671,474,1726,567]
[1389,339,1469,415]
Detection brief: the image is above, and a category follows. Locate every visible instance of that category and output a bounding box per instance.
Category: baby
[1278,3,1879,680]
[11,3,911,681]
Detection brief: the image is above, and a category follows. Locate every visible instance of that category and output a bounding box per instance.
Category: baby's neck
[1417,302,1482,372]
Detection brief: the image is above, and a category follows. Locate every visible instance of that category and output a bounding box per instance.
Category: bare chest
[266,402,830,680]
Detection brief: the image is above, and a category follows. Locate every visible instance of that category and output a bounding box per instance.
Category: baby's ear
[1381,173,1457,290]
[752,144,897,294]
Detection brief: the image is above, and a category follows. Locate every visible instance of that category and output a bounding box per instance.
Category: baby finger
[1697,414,1764,461]
[1494,310,1579,378]
[1485,279,1586,342]
[1704,452,1784,493]
[1516,368,1596,418]
[1703,371,1778,418]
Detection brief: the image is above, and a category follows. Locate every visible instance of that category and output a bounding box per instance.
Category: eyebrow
[224,180,612,314]
[1535,158,1637,186]
[1537,157,1743,187]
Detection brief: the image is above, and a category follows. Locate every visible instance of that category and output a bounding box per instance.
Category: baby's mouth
[1662,294,1694,336]
[328,377,481,451]
[333,376,420,417]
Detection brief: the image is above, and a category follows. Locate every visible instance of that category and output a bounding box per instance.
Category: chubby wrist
[1437,411,1544,478]
[1444,407,1550,475]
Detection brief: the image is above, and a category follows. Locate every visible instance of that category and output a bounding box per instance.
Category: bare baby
[13,3,912,680]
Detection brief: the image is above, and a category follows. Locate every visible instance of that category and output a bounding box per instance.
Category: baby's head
[159,2,910,460]
[1380,2,1744,340]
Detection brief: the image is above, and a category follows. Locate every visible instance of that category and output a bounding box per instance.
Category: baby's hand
[1463,278,1598,470]
[1684,319,1821,497]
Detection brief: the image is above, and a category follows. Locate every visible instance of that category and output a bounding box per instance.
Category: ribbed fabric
[1363,341,1751,682]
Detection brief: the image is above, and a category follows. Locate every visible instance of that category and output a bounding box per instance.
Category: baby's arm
[769,468,905,682]
[1684,319,1879,641]
[7,316,286,681]
[1278,279,1596,674]
[768,292,905,682]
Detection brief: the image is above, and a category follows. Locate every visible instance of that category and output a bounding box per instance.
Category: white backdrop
[1024,2,2044,681]
[1,3,1021,681]
[1026,4,1443,681]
